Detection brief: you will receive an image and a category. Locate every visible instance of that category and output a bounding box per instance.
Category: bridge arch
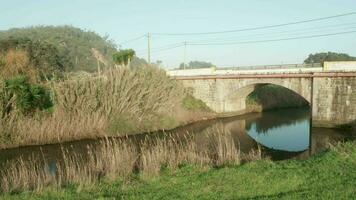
[215,78,312,113]
[222,82,310,113]
[175,69,356,127]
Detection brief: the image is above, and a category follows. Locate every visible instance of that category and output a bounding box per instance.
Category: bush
[0,37,66,80]
[182,94,211,112]
[3,75,52,114]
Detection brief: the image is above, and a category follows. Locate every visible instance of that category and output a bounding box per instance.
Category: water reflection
[245,108,310,152]
[0,108,353,167]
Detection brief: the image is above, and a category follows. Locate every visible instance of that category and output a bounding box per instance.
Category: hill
[0,26,118,72]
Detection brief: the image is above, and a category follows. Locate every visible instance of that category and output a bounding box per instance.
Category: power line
[134,29,356,57]
[151,11,356,36]
[118,34,147,45]
[136,43,184,56]
[131,23,356,53]
[184,22,356,44]
[187,30,356,46]
[136,27,356,53]
[135,42,184,53]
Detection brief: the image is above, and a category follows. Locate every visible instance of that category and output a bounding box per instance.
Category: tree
[304,52,356,64]
[112,49,135,66]
[0,37,66,81]
[0,26,118,72]
[179,61,215,69]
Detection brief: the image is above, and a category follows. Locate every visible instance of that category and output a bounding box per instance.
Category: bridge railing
[217,63,322,71]
[167,63,324,77]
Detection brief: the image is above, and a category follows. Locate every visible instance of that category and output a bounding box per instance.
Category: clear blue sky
[1,0,356,68]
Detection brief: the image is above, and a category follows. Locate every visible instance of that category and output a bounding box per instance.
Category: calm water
[0,107,354,167]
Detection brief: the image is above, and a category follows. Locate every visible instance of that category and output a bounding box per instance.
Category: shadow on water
[0,107,354,167]
[245,108,309,134]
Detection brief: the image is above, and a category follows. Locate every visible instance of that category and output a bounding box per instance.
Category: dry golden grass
[52,66,183,119]
[0,66,186,147]
[0,49,39,83]
[0,128,248,193]
[206,126,241,166]
[0,156,54,193]
[241,144,263,162]
[0,112,108,148]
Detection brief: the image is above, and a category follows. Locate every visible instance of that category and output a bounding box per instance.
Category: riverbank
[0,71,343,151]
[1,141,355,199]
[0,66,217,150]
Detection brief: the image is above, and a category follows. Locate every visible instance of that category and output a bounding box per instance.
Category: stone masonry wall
[313,77,356,127]
[180,76,356,127]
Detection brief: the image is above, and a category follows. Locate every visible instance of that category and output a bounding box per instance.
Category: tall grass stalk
[0,156,54,193]
[0,128,245,193]
[0,66,185,147]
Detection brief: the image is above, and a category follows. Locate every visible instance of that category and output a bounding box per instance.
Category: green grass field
[2,142,355,200]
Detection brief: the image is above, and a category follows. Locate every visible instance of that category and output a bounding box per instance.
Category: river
[0,107,354,168]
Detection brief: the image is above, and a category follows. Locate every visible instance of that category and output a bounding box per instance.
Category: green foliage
[179,60,215,69]
[182,94,211,111]
[4,75,52,114]
[0,37,66,79]
[304,52,356,64]
[112,49,135,66]
[108,114,138,135]
[108,113,178,135]
[0,26,118,72]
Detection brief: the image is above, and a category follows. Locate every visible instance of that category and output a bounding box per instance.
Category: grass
[182,94,211,112]
[0,141,355,199]
[0,126,247,194]
[0,66,201,148]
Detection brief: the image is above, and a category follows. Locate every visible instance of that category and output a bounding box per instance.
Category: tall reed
[52,66,183,119]
[0,66,185,147]
[0,156,54,193]
[0,127,246,193]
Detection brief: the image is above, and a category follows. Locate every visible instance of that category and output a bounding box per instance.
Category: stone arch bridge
[168,62,356,127]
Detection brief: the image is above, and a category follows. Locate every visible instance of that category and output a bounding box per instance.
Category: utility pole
[147,33,151,64]
[183,41,187,69]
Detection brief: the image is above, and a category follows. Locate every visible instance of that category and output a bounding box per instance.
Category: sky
[1,0,356,69]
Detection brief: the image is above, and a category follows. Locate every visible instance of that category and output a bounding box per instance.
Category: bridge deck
[172,72,356,80]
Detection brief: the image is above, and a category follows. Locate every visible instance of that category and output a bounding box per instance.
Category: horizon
[1,0,356,69]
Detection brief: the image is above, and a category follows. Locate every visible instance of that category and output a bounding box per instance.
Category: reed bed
[0,127,250,193]
[0,112,107,148]
[0,156,54,193]
[52,66,183,118]
[0,66,185,147]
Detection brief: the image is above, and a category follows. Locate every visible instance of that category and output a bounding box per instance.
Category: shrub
[0,37,66,79]
[182,94,211,112]
[4,75,52,114]
[0,49,39,82]
[112,49,135,66]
